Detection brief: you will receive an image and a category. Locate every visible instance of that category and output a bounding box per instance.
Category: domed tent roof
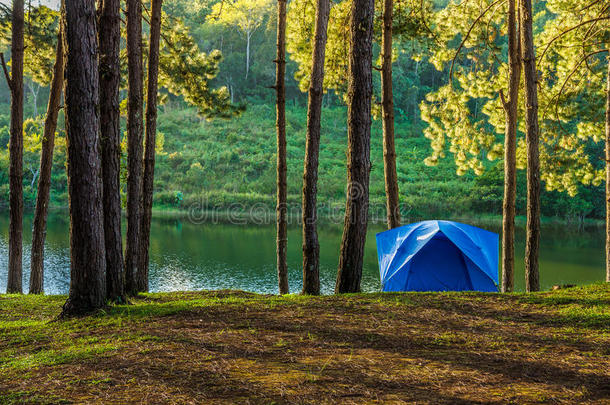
[376,220,499,292]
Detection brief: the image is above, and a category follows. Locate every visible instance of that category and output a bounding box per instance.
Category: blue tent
[376,220,499,292]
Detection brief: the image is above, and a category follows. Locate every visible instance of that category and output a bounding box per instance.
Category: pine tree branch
[580,0,605,12]
[539,16,610,63]
[0,53,12,92]
[553,48,608,135]
[448,0,505,85]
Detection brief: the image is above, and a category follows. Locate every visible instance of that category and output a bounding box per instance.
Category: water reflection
[0,212,605,294]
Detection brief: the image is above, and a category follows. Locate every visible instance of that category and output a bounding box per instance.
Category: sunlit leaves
[420,0,607,196]
[286,0,431,95]
[0,5,59,85]
[207,0,274,38]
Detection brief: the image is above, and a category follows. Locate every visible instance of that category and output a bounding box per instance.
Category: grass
[0,285,609,404]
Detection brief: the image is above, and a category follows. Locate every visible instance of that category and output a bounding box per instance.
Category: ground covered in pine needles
[1,284,609,404]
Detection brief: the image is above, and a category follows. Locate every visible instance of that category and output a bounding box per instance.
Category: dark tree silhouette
[606,51,610,283]
[520,0,540,292]
[125,0,144,295]
[301,0,330,295]
[60,0,107,316]
[501,0,520,293]
[335,0,374,294]
[99,0,125,302]
[29,19,64,295]
[275,0,289,295]
[381,0,400,230]
[139,0,164,293]
[6,0,24,294]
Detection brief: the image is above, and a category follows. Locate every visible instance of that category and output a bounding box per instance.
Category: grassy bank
[148,207,606,228]
[1,284,609,403]
[27,205,604,229]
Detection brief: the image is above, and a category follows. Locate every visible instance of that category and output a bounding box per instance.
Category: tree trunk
[139,0,163,293]
[335,0,374,294]
[520,0,540,292]
[606,49,610,283]
[301,0,330,296]
[275,0,289,295]
[606,48,610,283]
[501,0,520,293]
[60,0,107,317]
[381,0,400,230]
[7,0,24,294]
[246,30,251,79]
[27,81,39,117]
[125,0,144,295]
[99,0,125,302]
[29,21,64,295]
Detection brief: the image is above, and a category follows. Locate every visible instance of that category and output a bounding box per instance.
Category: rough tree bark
[275,0,289,295]
[501,0,520,293]
[381,0,400,230]
[99,0,125,301]
[125,0,144,295]
[139,0,163,293]
[301,0,330,295]
[6,0,24,294]
[60,0,107,316]
[606,48,610,283]
[29,21,64,295]
[335,0,374,294]
[520,0,540,292]
[606,49,610,283]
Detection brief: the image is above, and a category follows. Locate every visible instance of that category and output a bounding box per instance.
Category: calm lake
[0,212,605,294]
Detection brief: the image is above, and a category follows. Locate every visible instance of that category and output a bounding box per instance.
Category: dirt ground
[1,285,609,404]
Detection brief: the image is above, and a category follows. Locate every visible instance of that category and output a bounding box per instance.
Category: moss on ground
[1,285,609,404]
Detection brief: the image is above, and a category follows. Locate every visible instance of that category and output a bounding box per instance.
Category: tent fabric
[376,220,499,292]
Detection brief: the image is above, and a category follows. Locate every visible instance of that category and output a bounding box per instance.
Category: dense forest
[0,0,604,223]
[1,0,610,302]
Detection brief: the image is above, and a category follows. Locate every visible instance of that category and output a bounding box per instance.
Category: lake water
[0,212,605,294]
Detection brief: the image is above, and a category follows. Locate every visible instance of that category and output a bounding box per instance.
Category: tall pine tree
[139,0,164,293]
[301,0,330,295]
[335,0,374,294]
[99,0,125,302]
[6,0,24,294]
[61,0,106,316]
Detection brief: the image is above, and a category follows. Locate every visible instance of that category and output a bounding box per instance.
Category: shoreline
[3,205,604,228]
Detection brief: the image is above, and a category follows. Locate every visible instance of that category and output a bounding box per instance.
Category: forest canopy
[0,0,606,222]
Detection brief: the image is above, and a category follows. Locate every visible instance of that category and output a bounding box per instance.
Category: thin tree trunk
[520,0,540,292]
[125,0,144,295]
[27,81,39,117]
[501,0,520,293]
[7,0,24,294]
[60,0,106,316]
[275,0,289,295]
[99,0,125,301]
[139,0,163,293]
[301,0,330,296]
[335,0,374,294]
[606,47,610,283]
[246,31,251,79]
[29,21,64,295]
[381,0,400,230]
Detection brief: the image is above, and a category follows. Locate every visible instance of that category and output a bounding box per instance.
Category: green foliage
[286,0,433,95]
[419,0,606,197]
[0,5,59,85]
[158,14,244,118]
[0,113,67,208]
[0,0,606,223]
[207,0,274,37]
